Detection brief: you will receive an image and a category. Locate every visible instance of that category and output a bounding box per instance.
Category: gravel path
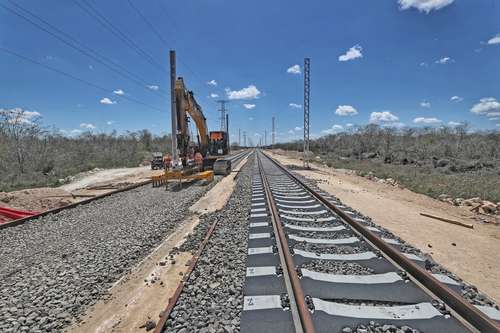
[0,181,219,333]
[163,157,253,333]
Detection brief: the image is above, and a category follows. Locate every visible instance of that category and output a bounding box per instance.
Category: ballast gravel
[293,242,370,255]
[163,157,253,333]
[301,260,374,275]
[0,180,219,333]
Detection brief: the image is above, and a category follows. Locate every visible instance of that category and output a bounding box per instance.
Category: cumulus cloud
[420,101,431,108]
[289,103,302,109]
[209,93,219,98]
[369,111,399,124]
[448,121,462,126]
[470,97,500,115]
[100,97,116,105]
[225,85,261,100]
[106,121,115,125]
[487,34,500,45]
[339,45,363,62]
[60,129,82,136]
[80,123,96,129]
[294,126,302,131]
[113,89,124,96]
[243,103,256,110]
[413,117,442,124]
[419,62,428,67]
[207,80,217,86]
[0,108,41,124]
[487,112,500,117]
[450,96,463,102]
[147,85,159,91]
[288,129,295,135]
[287,64,301,74]
[335,105,358,116]
[248,117,254,121]
[435,57,452,64]
[398,0,454,13]
[321,124,344,135]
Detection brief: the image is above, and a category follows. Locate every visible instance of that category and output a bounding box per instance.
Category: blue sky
[1,0,499,144]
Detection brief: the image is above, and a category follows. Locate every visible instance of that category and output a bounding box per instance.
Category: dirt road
[267,150,500,303]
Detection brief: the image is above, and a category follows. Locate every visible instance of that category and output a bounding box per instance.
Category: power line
[126,0,205,89]
[0,47,163,112]
[1,2,168,98]
[73,0,168,74]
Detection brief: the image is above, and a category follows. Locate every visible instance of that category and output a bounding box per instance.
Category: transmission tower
[243,131,247,147]
[303,57,310,168]
[216,100,229,131]
[272,116,276,147]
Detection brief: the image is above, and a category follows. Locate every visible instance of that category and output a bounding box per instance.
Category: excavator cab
[209,131,229,156]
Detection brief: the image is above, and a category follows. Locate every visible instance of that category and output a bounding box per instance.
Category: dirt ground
[69,155,249,333]
[267,150,500,304]
[0,166,162,214]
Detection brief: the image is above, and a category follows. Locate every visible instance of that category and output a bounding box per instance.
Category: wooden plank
[420,212,474,229]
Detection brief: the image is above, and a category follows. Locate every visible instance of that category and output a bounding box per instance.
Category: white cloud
[489,117,500,121]
[294,126,302,131]
[248,117,254,121]
[487,34,500,45]
[289,103,302,109]
[321,124,344,135]
[287,64,301,74]
[80,123,96,129]
[419,62,428,67]
[435,57,452,64]
[100,97,116,105]
[113,89,124,96]
[450,96,463,102]
[288,129,295,135]
[369,111,399,124]
[420,101,431,108]
[339,45,363,62]
[413,117,442,124]
[470,97,500,115]
[346,123,354,127]
[0,108,41,124]
[448,121,462,126]
[106,121,115,125]
[335,105,358,116]
[497,124,500,127]
[398,0,454,13]
[487,112,500,117]
[225,85,261,100]
[60,129,82,136]
[209,93,219,98]
[243,103,256,110]
[207,80,217,86]
[147,85,159,91]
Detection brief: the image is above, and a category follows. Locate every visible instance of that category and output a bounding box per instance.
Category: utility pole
[169,50,178,163]
[226,114,230,153]
[217,100,229,132]
[238,128,241,146]
[272,116,276,148]
[243,131,247,147]
[303,57,310,169]
[264,129,267,146]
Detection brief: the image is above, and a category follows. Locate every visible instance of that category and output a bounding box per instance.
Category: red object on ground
[0,206,40,223]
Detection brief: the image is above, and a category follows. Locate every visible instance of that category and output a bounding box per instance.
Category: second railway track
[240,150,500,333]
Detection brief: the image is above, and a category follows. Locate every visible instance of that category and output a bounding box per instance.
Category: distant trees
[0,109,171,191]
[275,124,500,164]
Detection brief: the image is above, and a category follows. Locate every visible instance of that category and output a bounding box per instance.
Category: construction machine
[173,77,231,175]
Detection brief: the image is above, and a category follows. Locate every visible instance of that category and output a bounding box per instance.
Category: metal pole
[226,114,230,153]
[170,50,178,163]
[272,116,276,147]
[265,129,267,146]
[238,128,241,147]
[303,58,310,168]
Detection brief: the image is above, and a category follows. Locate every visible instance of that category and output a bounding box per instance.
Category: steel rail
[257,151,316,333]
[261,150,500,333]
[0,179,152,230]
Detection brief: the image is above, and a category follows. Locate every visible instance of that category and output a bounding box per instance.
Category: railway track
[240,150,500,333]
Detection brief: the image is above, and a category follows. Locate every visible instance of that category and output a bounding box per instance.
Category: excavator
[172,76,231,175]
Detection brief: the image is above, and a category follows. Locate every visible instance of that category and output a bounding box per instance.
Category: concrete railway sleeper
[239,150,500,333]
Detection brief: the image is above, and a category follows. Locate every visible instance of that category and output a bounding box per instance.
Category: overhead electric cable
[0,47,163,112]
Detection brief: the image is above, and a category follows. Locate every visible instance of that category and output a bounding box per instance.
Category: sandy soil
[267,150,500,303]
[69,156,249,333]
[0,166,162,216]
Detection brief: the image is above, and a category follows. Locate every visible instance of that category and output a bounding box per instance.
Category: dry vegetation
[0,109,171,191]
[275,124,500,203]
